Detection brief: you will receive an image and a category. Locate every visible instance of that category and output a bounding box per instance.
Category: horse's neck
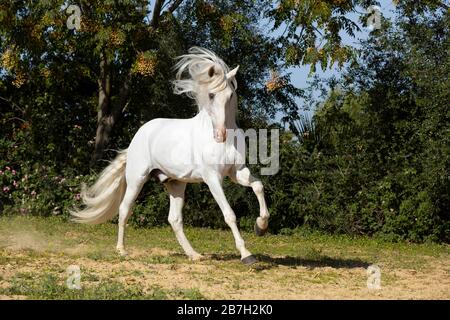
[194,109,238,130]
[193,109,213,128]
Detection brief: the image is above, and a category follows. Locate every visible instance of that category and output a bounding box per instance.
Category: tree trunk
[91,116,116,165]
[91,50,132,165]
[90,1,185,165]
[91,51,113,165]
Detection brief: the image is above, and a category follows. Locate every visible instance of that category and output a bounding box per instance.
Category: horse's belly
[149,140,206,182]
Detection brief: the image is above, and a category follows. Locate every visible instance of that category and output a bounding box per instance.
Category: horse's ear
[208,66,215,77]
[226,65,239,79]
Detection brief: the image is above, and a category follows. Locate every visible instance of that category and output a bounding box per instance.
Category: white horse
[71,47,270,265]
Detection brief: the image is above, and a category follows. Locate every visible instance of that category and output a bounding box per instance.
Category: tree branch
[168,0,184,14]
[0,96,25,114]
[151,0,165,28]
[439,2,449,10]
[111,70,133,118]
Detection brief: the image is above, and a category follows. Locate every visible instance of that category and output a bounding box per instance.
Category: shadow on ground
[209,253,371,270]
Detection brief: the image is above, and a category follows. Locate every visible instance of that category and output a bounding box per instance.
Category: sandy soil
[0,230,449,300]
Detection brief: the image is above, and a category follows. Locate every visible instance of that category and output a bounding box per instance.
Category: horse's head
[173,47,239,143]
[202,65,238,143]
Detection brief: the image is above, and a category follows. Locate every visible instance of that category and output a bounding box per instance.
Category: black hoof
[254,222,268,236]
[241,255,257,266]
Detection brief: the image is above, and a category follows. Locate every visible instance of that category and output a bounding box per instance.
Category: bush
[0,162,91,218]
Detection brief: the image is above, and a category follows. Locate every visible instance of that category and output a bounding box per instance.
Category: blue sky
[146,0,398,119]
[287,0,397,88]
[283,0,398,118]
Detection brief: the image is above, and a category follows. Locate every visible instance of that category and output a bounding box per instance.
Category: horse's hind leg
[116,174,147,256]
[165,180,203,261]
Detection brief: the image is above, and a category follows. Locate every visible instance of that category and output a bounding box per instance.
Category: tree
[1,0,401,165]
[294,3,450,241]
[0,0,186,165]
[268,0,376,71]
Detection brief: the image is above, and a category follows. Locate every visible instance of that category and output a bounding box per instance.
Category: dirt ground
[0,217,449,300]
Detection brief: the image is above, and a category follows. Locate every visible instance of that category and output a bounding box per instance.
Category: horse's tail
[71,149,127,224]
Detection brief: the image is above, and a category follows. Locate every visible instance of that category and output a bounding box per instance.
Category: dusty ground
[0,216,449,299]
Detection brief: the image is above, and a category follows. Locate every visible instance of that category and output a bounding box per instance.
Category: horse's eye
[209,93,215,100]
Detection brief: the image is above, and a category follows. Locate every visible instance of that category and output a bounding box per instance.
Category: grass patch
[0,273,205,300]
[144,255,181,264]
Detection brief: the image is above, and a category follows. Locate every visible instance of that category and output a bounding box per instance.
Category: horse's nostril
[218,128,226,142]
[214,128,226,142]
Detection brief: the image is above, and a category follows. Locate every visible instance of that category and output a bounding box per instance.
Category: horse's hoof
[116,248,128,257]
[254,222,268,236]
[241,255,257,266]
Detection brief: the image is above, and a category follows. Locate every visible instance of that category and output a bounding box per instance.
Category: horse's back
[126,117,197,179]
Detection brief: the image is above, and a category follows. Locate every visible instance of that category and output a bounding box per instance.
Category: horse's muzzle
[214,127,227,143]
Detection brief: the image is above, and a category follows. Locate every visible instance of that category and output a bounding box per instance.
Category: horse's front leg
[204,173,257,265]
[231,166,269,236]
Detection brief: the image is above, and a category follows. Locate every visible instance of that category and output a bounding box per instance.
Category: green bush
[0,162,92,218]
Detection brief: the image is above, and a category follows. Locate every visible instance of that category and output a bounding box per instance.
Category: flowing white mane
[173,47,237,100]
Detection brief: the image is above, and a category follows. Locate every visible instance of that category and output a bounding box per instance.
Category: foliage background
[0,1,448,243]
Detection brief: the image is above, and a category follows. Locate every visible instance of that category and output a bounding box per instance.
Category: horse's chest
[200,142,239,165]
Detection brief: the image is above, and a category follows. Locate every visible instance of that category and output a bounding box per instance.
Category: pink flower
[0,170,3,175]
[5,166,10,171]
[74,193,81,201]
[31,190,37,197]
[11,170,16,175]
[13,180,18,187]
[3,186,10,193]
